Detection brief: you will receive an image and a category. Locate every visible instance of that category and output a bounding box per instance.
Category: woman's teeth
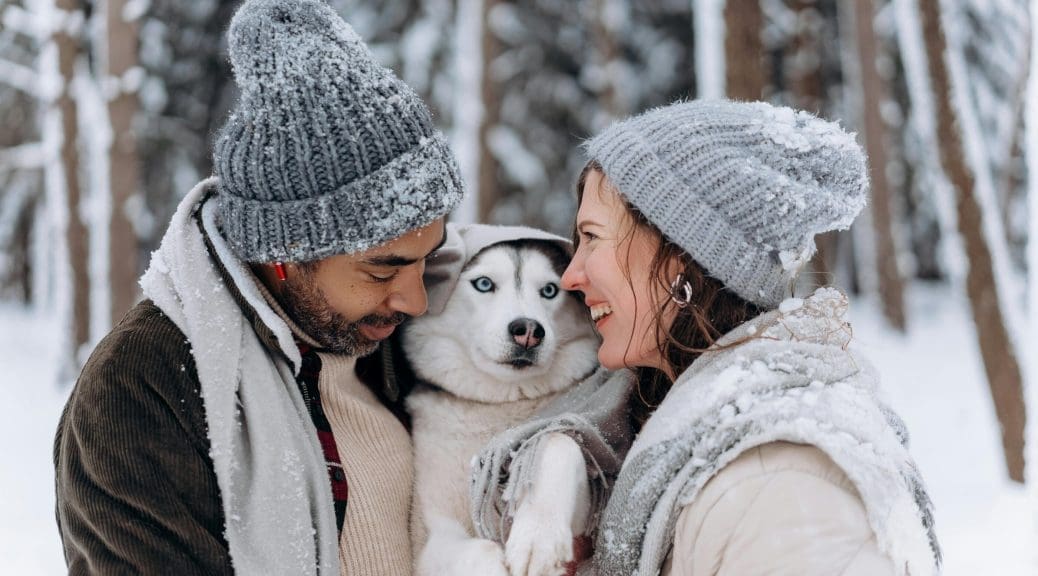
[590,304,613,322]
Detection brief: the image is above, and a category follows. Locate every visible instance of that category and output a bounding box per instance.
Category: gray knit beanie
[585,100,868,308]
[213,0,463,263]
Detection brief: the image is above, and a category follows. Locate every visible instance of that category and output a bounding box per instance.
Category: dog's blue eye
[472,276,495,293]
[540,283,559,299]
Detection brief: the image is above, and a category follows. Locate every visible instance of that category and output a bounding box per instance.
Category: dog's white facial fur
[403,243,599,403]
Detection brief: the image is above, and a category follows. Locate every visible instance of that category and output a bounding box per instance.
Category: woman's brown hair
[574,161,764,428]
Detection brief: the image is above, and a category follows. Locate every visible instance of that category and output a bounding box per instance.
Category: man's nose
[388,266,428,317]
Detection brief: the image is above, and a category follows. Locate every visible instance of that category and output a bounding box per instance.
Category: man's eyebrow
[361,230,448,267]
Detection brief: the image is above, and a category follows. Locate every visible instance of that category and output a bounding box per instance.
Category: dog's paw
[419,517,511,576]
[506,507,573,576]
[505,434,591,576]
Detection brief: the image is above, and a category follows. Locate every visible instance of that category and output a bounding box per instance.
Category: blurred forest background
[0,0,1035,489]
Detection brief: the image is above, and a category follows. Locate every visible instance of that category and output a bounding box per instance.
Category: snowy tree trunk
[106,0,140,326]
[788,0,824,113]
[450,0,502,224]
[0,174,39,302]
[893,0,966,287]
[724,0,765,100]
[452,0,483,224]
[694,0,726,99]
[852,0,907,331]
[477,0,500,224]
[55,0,90,363]
[0,141,41,302]
[919,0,1027,482]
[11,195,36,302]
[592,0,622,118]
[790,0,833,286]
[809,231,837,288]
[837,0,878,300]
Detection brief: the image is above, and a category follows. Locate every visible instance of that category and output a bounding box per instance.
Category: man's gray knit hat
[213,0,463,262]
[586,100,868,308]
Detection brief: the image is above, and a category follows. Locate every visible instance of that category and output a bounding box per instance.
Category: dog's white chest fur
[402,233,600,575]
[407,385,560,546]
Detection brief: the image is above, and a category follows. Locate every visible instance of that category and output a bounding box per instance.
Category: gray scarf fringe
[470,368,635,543]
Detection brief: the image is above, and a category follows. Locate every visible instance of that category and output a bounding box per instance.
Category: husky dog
[402,224,600,576]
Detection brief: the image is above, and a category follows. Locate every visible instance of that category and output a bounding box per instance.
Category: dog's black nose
[508,318,545,349]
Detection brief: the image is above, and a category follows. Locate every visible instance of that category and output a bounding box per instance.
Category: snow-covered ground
[1,282,1034,574]
[851,284,1036,575]
[0,304,68,575]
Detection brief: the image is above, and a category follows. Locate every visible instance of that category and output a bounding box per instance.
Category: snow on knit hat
[585,99,868,308]
[213,0,463,263]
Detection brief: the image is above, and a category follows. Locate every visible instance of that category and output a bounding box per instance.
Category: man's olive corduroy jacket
[54,298,234,574]
[52,219,404,574]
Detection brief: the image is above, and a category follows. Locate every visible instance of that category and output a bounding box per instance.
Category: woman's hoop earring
[670,274,693,308]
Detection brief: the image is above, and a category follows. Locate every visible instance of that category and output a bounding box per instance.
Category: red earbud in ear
[274,262,287,281]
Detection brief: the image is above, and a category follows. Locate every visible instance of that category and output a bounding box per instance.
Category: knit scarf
[470,367,636,543]
[140,178,339,575]
[588,287,940,576]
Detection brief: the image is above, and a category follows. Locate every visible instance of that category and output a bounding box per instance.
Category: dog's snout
[508,318,545,349]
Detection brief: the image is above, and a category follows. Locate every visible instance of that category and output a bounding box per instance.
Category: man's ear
[251,261,290,295]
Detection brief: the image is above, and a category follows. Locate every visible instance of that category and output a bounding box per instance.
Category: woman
[476,100,940,576]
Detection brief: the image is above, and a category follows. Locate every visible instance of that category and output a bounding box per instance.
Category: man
[53,0,462,574]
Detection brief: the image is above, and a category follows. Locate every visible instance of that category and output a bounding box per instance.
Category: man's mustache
[358,312,409,328]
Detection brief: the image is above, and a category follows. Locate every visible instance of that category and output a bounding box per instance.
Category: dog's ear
[423,223,466,316]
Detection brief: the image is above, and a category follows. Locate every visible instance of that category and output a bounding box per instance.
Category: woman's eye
[581,230,598,242]
[540,282,559,299]
[471,276,495,293]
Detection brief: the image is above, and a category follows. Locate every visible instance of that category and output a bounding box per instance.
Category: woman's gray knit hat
[213,0,463,263]
[586,100,868,308]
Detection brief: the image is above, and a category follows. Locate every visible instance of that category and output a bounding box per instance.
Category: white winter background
[3,0,1038,573]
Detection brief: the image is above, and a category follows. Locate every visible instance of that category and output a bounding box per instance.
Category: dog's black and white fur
[403,235,599,576]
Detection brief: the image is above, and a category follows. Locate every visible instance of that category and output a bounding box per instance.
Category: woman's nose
[561,260,585,292]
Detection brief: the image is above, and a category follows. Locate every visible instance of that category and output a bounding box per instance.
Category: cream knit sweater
[258,280,415,576]
[318,353,414,576]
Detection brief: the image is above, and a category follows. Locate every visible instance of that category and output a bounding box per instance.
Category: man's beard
[278,271,408,356]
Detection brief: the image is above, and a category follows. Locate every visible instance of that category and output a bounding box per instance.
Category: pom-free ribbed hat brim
[586,113,791,307]
[217,133,463,263]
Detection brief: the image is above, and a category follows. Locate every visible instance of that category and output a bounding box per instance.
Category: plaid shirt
[295,342,349,533]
